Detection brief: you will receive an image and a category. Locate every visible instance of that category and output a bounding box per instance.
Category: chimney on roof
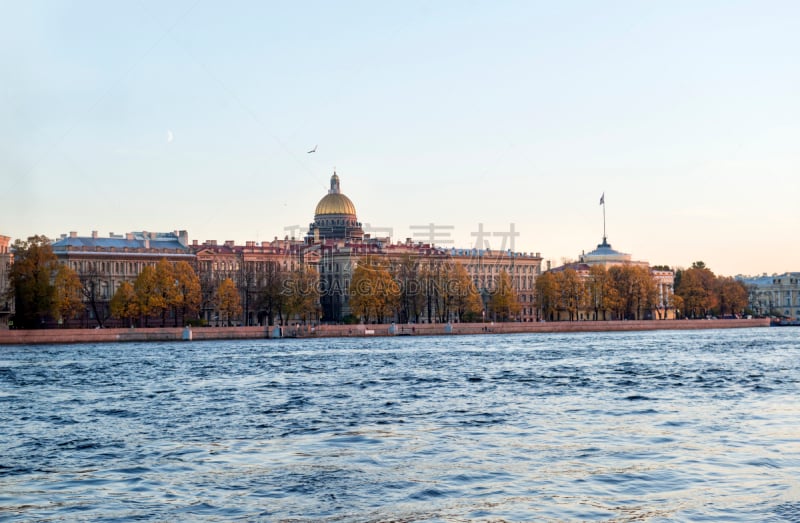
[92,230,98,239]
[246,241,255,247]
[60,233,67,239]
[70,231,77,238]
[126,233,134,241]
[192,240,198,246]
[224,240,234,248]
[261,241,269,248]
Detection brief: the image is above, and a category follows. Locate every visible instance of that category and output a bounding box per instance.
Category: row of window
[317,218,358,227]
[70,260,159,275]
[465,264,539,275]
[200,260,298,273]
[473,276,536,290]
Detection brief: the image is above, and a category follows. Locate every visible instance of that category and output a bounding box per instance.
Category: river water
[1,328,799,522]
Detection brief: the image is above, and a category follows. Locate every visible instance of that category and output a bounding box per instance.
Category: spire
[329,171,340,194]
[599,191,608,246]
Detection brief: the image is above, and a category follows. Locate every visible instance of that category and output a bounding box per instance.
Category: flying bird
[307,145,317,153]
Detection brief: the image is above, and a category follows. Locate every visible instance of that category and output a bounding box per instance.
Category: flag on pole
[599,193,605,205]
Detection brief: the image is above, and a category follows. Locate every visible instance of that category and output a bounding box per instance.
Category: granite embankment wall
[0,318,771,345]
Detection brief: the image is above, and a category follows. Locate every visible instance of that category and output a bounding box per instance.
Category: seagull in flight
[307,145,317,154]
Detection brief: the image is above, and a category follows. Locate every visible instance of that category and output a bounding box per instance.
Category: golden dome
[315,193,357,216]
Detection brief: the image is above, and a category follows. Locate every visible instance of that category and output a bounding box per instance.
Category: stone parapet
[0,318,770,345]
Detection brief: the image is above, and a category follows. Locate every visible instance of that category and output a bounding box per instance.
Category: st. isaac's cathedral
[301,172,542,322]
[305,172,364,243]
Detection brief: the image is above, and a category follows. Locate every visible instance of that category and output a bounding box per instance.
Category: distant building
[51,230,193,326]
[191,237,317,326]
[305,172,543,322]
[451,247,542,322]
[0,235,12,329]
[548,237,675,321]
[738,273,800,319]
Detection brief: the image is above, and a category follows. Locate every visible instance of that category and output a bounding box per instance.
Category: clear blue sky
[2,1,798,276]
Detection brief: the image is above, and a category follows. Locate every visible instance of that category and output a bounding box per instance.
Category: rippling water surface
[2,328,800,521]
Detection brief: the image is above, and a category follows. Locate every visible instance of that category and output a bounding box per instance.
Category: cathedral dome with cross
[307,172,364,243]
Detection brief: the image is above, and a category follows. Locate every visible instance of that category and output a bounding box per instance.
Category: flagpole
[600,192,606,244]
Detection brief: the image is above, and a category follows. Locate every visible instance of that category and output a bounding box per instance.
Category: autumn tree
[675,262,717,318]
[173,261,201,326]
[256,262,288,326]
[554,268,586,321]
[78,265,108,328]
[110,281,139,327]
[283,267,321,323]
[350,256,399,323]
[419,259,444,323]
[488,270,521,321]
[424,261,454,323]
[134,266,162,327]
[394,254,425,323]
[535,271,560,321]
[216,277,242,326]
[586,265,619,320]
[53,264,83,326]
[715,276,749,317]
[151,259,179,327]
[632,266,658,320]
[448,263,483,322]
[7,236,58,328]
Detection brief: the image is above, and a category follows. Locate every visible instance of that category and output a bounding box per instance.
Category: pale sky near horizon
[2,1,798,276]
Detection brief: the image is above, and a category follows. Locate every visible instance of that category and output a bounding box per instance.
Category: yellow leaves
[174,261,201,318]
[284,268,320,321]
[134,266,161,317]
[215,278,242,325]
[350,255,399,322]
[488,270,521,321]
[8,235,59,328]
[53,264,83,322]
[110,281,139,326]
[449,263,483,319]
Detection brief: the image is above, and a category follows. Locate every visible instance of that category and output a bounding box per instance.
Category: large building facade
[193,237,316,326]
[738,273,800,319]
[51,230,194,326]
[548,236,675,321]
[49,230,313,327]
